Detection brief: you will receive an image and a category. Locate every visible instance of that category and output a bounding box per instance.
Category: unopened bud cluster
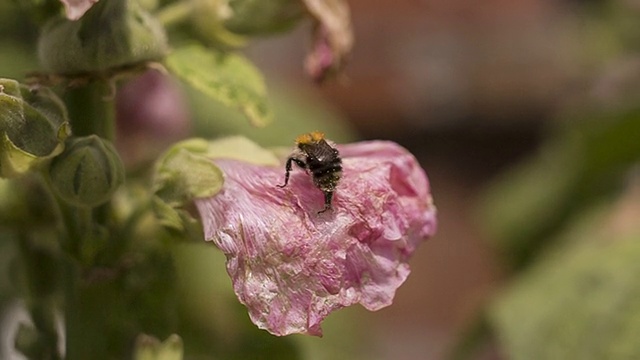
[38,0,168,75]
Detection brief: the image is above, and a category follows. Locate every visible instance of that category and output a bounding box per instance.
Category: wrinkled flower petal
[60,0,99,20]
[196,141,437,336]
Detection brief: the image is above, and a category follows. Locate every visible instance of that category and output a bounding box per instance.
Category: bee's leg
[318,191,333,214]
[277,158,306,188]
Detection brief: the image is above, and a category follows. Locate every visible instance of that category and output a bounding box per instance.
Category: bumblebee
[277,131,342,213]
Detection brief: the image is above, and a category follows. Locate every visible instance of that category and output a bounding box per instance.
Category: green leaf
[0,79,70,178]
[133,334,183,360]
[166,45,272,127]
[187,81,356,147]
[491,203,640,360]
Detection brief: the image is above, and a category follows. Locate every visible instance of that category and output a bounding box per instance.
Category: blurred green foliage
[491,198,640,360]
[480,104,640,270]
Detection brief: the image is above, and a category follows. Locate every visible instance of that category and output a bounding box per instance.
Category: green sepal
[151,196,203,241]
[188,0,304,45]
[0,79,70,178]
[153,136,278,206]
[153,138,225,208]
[165,45,272,127]
[133,334,183,360]
[37,0,168,75]
[152,136,277,238]
[188,0,248,48]
[152,138,223,241]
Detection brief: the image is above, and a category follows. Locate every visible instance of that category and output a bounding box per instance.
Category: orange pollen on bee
[295,131,325,144]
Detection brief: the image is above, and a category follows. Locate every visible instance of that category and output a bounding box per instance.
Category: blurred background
[238,0,640,358]
[1,0,639,359]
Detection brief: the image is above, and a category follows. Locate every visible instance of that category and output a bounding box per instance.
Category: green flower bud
[188,0,304,47]
[223,0,304,35]
[0,78,70,178]
[48,136,124,207]
[38,0,168,75]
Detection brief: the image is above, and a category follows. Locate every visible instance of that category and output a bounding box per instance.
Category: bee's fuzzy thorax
[295,131,325,145]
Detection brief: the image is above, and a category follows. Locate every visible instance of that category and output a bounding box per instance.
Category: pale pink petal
[196,141,437,336]
[60,0,99,20]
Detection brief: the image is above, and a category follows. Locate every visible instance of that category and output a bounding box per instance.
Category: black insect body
[277,131,342,213]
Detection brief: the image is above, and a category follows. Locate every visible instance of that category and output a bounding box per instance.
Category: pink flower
[195,141,437,336]
[303,0,353,82]
[59,0,99,20]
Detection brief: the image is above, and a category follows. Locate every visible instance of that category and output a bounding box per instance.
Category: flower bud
[187,0,303,47]
[38,0,168,75]
[48,136,124,207]
[222,0,304,35]
[0,78,70,178]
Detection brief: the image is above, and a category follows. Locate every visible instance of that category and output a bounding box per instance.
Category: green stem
[63,80,116,142]
[57,203,94,260]
[59,203,115,360]
[57,79,119,357]
[156,1,194,27]
[63,263,112,360]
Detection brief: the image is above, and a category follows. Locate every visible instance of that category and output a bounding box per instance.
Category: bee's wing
[311,141,339,162]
